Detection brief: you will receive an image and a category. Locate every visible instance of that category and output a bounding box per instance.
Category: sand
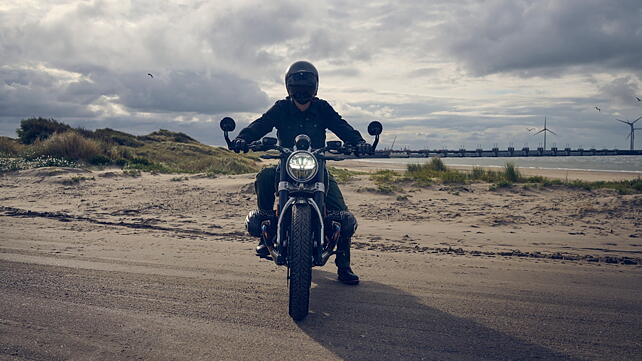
[1,165,641,360]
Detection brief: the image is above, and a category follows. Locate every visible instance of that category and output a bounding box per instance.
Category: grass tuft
[503,162,521,182]
[30,131,102,162]
[327,166,365,183]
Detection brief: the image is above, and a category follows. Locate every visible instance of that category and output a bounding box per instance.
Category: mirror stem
[224,132,232,148]
[371,135,379,153]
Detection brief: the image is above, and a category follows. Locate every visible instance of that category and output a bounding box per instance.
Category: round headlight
[286,151,318,182]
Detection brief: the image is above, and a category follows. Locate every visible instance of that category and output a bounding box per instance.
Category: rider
[230,60,371,285]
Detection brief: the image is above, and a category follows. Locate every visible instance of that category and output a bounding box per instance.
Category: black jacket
[236,97,365,148]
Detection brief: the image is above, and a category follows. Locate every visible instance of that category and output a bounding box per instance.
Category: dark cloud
[0,66,99,118]
[2,1,641,152]
[0,65,269,119]
[116,70,270,114]
[438,0,642,76]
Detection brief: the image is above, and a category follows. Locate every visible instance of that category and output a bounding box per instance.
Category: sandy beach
[1,164,641,360]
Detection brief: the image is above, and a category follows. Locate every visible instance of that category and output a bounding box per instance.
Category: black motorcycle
[220,117,382,321]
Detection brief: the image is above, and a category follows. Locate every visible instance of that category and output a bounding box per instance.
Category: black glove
[355,141,372,156]
[230,138,248,153]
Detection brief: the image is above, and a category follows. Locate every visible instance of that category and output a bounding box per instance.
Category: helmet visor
[286,71,317,87]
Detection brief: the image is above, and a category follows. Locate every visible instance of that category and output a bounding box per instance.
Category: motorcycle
[220,117,382,321]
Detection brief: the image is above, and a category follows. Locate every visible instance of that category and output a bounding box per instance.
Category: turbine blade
[616,119,628,124]
[533,129,545,135]
[633,116,642,123]
[626,132,631,140]
[547,129,558,136]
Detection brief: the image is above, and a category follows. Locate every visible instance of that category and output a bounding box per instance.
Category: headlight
[286,151,318,182]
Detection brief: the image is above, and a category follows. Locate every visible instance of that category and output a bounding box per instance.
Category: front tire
[288,203,313,321]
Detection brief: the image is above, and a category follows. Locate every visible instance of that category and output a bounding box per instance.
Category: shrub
[328,166,363,183]
[503,162,521,182]
[370,169,403,193]
[0,136,24,156]
[17,117,72,144]
[139,129,198,143]
[470,166,485,179]
[89,154,111,165]
[468,166,504,183]
[441,170,467,184]
[427,157,447,171]
[31,131,102,161]
[93,128,144,147]
[0,156,78,173]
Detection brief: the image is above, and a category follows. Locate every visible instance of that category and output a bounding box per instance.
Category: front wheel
[288,203,313,321]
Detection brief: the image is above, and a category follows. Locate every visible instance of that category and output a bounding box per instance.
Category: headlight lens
[286,151,318,182]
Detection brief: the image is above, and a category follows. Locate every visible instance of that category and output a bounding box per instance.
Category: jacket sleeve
[236,102,279,142]
[323,102,365,145]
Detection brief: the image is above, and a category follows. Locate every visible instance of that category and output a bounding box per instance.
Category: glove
[355,141,372,156]
[231,138,248,153]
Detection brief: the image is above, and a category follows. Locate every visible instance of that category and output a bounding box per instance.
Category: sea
[358,156,642,173]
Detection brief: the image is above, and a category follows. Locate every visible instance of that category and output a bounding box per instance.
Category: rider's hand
[231,138,248,153]
[355,141,372,156]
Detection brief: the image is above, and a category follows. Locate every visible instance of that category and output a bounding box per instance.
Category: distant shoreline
[336,159,642,182]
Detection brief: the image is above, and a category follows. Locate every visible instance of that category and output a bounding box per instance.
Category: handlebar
[220,117,382,160]
[251,142,359,161]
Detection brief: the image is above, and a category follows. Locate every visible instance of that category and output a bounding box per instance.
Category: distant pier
[370,147,642,158]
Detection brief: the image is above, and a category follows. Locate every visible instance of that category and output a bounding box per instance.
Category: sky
[1,0,642,150]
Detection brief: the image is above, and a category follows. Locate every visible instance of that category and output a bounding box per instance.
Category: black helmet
[285,61,318,104]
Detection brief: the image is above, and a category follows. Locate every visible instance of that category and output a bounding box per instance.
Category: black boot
[337,266,359,285]
[336,238,359,285]
[255,241,269,257]
[247,209,275,258]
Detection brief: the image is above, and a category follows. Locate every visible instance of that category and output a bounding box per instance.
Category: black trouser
[254,166,352,268]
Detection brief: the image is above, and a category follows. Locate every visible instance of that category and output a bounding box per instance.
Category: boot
[255,241,269,257]
[337,266,359,285]
[336,238,359,285]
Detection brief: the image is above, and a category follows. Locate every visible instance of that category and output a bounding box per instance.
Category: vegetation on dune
[1,117,259,174]
[327,166,366,184]
[30,131,103,162]
[0,136,25,156]
[364,157,642,195]
[16,117,72,144]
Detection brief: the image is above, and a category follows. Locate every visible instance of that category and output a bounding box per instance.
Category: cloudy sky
[1,0,642,149]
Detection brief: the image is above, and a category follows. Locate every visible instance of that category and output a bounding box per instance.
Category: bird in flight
[147,73,154,78]
[594,106,601,112]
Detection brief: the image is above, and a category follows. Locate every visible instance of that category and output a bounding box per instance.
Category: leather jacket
[236,97,365,149]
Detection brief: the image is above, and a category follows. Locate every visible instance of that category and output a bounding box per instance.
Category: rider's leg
[253,166,277,256]
[326,175,359,285]
[255,166,278,211]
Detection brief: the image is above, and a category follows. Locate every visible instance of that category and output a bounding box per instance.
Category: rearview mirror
[368,121,383,136]
[220,117,236,132]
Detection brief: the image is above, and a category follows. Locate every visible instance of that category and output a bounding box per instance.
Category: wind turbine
[532,116,557,150]
[616,116,642,150]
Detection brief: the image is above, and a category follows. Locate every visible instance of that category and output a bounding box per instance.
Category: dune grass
[30,131,102,162]
[0,136,25,156]
[1,118,260,174]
